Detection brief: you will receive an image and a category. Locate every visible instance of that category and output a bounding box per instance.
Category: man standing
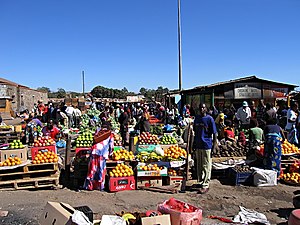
[235,101,252,129]
[193,103,217,194]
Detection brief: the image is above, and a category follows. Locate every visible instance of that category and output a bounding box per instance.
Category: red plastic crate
[108,176,136,192]
[31,145,57,159]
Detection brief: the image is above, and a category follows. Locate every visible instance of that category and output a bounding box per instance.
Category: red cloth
[224,129,235,139]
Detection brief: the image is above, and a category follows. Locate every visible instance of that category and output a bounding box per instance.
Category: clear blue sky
[1,0,300,93]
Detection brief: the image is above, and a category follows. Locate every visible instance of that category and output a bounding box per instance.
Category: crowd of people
[16,97,300,195]
[191,99,300,194]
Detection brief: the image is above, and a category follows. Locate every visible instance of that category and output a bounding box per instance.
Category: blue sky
[0,0,300,93]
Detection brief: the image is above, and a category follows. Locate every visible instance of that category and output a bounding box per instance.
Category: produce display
[214,140,249,157]
[32,150,58,164]
[33,136,56,147]
[159,134,177,145]
[113,133,122,146]
[136,151,162,162]
[112,149,135,161]
[282,172,300,184]
[0,157,22,167]
[138,132,159,145]
[150,125,163,135]
[164,145,187,161]
[109,163,134,177]
[9,140,25,149]
[79,108,101,133]
[282,140,300,155]
[138,164,163,171]
[232,165,252,173]
[0,125,13,131]
[75,132,93,148]
[168,168,183,176]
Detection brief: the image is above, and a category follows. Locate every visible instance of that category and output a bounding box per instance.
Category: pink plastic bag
[157,198,202,225]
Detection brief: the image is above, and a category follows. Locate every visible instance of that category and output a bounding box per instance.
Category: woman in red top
[42,119,60,140]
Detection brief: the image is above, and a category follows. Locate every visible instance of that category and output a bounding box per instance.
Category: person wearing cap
[235,101,252,129]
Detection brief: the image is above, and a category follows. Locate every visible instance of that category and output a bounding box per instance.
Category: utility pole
[82,70,85,96]
[178,0,182,91]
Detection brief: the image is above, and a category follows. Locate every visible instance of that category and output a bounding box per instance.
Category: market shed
[180,76,297,113]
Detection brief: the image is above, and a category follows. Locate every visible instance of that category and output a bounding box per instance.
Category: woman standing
[263,118,285,177]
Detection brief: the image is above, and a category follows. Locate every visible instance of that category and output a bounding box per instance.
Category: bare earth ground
[0,179,298,225]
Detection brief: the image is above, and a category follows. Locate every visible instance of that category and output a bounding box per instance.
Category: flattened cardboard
[39,201,76,225]
[142,214,171,225]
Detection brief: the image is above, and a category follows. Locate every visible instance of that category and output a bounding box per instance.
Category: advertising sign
[263,84,288,98]
[234,83,261,99]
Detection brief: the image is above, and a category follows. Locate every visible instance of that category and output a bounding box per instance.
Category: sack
[93,129,111,144]
[252,167,277,187]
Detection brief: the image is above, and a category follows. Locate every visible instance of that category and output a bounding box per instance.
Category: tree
[57,88,66,98]
[37,87,51,93]
[139,87,147,95]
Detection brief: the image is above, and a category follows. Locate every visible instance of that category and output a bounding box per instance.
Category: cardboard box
[137,167,168,177]
[0,146,28,162]
[142,214,171,225]
[40,201,76,225]
[137,176,163,188]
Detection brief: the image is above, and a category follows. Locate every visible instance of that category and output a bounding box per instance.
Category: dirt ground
[0,178,298,225]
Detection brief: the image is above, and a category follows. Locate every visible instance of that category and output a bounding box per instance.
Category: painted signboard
[234,83,261,99]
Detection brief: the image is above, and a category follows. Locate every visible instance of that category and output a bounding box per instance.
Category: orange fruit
[32,160,37,164]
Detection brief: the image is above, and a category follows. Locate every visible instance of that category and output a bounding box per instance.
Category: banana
[122,213,136,222]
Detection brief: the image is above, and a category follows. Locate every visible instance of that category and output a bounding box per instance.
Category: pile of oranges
[32,151,58,164]
[282,172,300,184]
[109,163,134,177]
[112,149,135,161]
[138,164,163,171]
[168,168,182,176]
[282,140,300,155]
[164,146,187,160]
[0,157,22,167]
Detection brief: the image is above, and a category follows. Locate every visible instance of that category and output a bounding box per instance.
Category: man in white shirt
[235,101,252,129]
[73,106,82,128]
[65,105,75,128]
[285,102,298,132]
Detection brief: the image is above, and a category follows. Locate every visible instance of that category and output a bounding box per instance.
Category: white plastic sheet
[99,215,126,225]
[233,206,270,225]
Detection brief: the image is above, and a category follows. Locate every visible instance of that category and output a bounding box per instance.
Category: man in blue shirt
[193,103,217,194]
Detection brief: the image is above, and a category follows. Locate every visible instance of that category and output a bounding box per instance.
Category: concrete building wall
[3,85,48,113]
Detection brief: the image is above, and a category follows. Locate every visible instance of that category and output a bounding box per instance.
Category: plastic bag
[56,140,66,148]
[157,198,202,225]
[252,167,277,187]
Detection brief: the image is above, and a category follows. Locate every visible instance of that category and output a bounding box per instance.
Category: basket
[93,129,111,144]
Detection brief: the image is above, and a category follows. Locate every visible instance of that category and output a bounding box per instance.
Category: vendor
[42,119,60,141]
[263,118,286,177]
[249,118,264,144]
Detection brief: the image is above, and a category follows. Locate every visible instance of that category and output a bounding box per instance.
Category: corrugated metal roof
[0,77,29,88]
[183,75,298,92]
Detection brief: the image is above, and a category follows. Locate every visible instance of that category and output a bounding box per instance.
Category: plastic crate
[108,176,136,192]
[31,145,56,159]
[229,167,253,186]
[74,206,93,222]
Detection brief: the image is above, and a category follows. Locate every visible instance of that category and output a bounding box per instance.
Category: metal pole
[82,71,85,96]
[178,0,182,91]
